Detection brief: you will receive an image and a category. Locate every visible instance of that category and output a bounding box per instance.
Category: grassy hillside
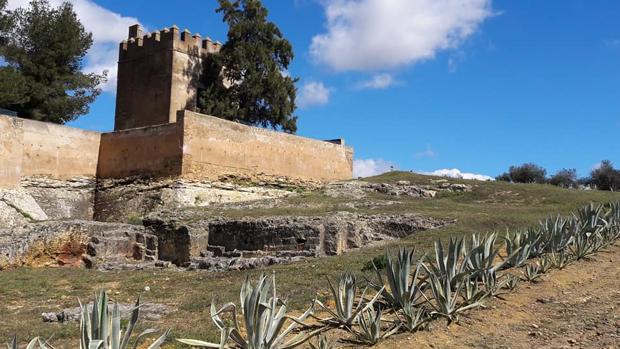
[1,172,619,346]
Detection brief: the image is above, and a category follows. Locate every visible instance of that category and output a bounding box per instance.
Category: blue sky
[8,0,619,179]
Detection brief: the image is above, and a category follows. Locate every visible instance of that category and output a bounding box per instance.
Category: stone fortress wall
[0,116,101,188]
[0,24,356,269]
[0,110,352,187]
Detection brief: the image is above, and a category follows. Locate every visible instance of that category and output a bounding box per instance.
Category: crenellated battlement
[119,24,222,61]
[115,24,224,130]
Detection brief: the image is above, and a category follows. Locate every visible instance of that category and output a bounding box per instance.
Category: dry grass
[1,172,619,347]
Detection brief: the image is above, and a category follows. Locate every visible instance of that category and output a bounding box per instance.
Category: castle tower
[114,24,222,131]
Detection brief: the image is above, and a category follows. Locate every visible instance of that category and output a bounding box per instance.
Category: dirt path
[374,244,620,349]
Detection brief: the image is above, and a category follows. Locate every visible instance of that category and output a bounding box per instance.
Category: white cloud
[356,73,396,90]
[353,158,396,178]
[414,145,436,159]
[429,168,494,181]
[310,0,493,72]
[7,0,141,92]
[297,81,330,108]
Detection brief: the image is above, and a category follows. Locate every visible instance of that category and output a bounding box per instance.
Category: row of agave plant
[8,202,620,349]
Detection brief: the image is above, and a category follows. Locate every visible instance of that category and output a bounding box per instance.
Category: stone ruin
[0,24,459,271]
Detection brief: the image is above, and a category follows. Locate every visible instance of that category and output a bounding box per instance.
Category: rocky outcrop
[94,177,295,222]
[22,177,96,220]
[0,176,96,228]
[324,180,472,199]
[0,220,157,270]
[144,212,451,266]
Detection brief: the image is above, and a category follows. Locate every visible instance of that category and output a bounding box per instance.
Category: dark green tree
[496,163,547,184]
[588,160,620,191]
[548,168,577,188]
[0,0,11,43]
[198,0,298,132]
[0,0,105,123]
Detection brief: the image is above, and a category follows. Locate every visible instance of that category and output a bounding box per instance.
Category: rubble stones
[324,180,472,199]
[42,302,172,323]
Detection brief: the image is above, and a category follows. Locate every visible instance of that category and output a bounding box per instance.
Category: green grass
[1,172,619,347]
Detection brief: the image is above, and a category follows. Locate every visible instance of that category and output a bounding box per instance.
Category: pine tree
[0,0,106,123]
[199,0,298,133]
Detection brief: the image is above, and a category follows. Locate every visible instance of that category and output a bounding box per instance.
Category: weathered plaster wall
[0,116,23,187]
[0,114,100,187]
[0,114,101,221]
[20,118,101,179]
[180,111,353,182]
[97,123,183,179]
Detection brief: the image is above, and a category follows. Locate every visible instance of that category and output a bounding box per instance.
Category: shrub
[497,163,547,184]
[548,168,577,188]
[587,160,620,191]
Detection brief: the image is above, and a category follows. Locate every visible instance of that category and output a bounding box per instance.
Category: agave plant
[464,233,508,276]
[421,263,482,323]
[352,307,400,345]
[6,337,53,349]
[481,269,508,297]
[503,231,534,268]
[539,215,573,253]
[428,238,468,288]
[316,271,383,328]
[398,303,429,332]
[461,277,487,305]
[550,250,571,269]
[522,263,542,282]
[309,336,335,349]
[538,255,553,274]
[569,227,601,261]
[79,290,169,349]
[502,274,520,291]
[372,248,425,310]
[179,273,319,349]
[574,203,606,234]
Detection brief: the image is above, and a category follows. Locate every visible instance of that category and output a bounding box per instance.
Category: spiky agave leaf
[309,335,334,349]
[6,337,53,349]
[79,290,169,349]
[180,273,319,349]
[398,302,429,332]
[428,238,469,289]
[538,255,553,274]
[372,248,426,311]
[502,274,520,291]
[550,250,571,269]
[464,233,508,276]
[421,264,482,323]
[316,271,383,328]
[352,307,400,345]
[523,263,542,282]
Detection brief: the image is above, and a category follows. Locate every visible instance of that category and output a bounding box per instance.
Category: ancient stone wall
[180,111,353,182]
[97,123,184,179]
[0,114,101,188]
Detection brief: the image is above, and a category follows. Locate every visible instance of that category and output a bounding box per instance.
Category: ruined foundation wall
[180,111,354,182]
